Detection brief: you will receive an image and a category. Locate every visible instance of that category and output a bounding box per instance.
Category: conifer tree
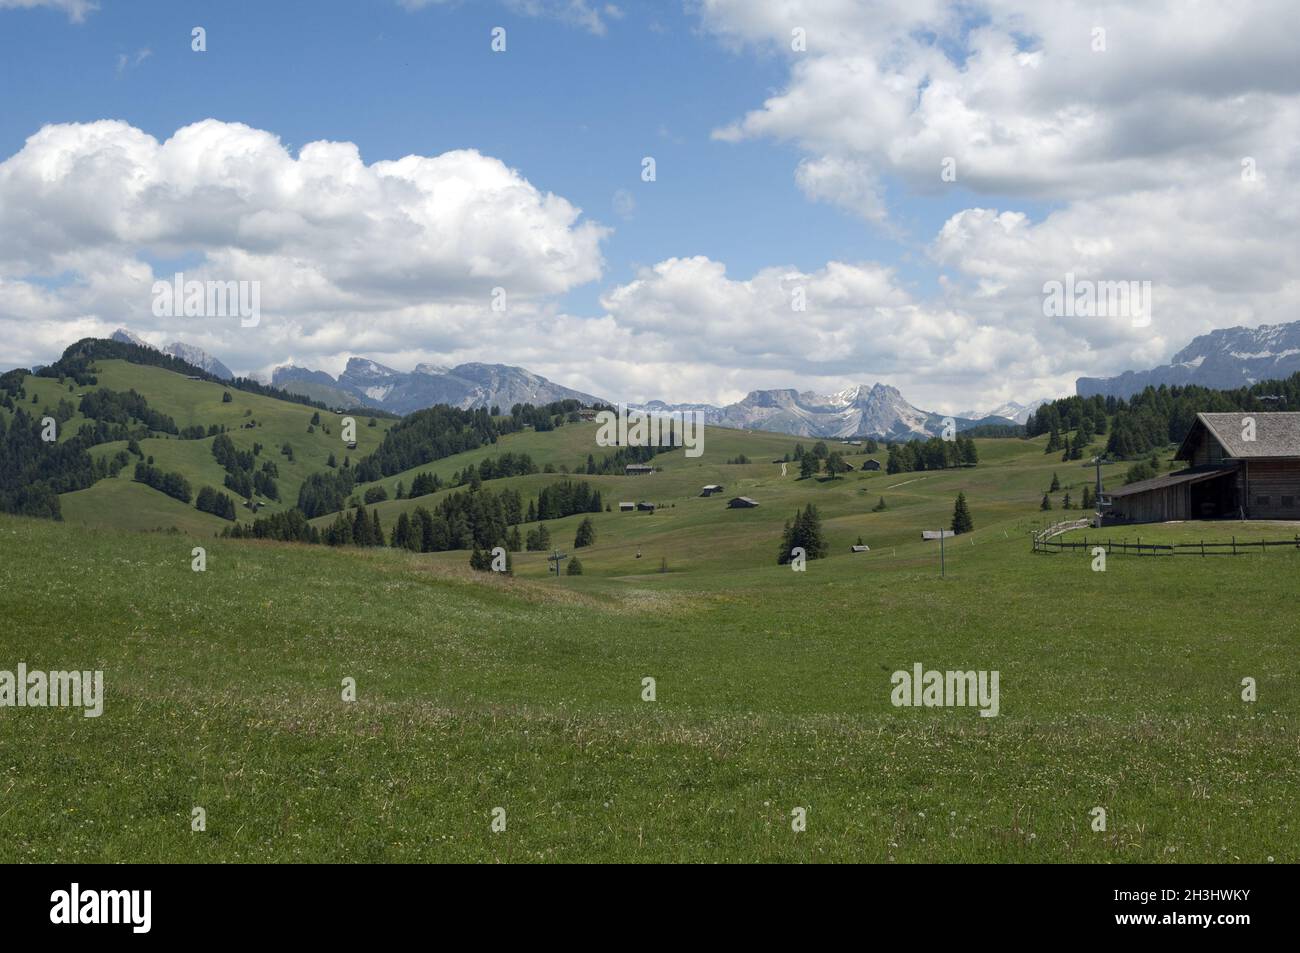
[951,492,973,534]
[777,504,829,563]
[352,506,371,546]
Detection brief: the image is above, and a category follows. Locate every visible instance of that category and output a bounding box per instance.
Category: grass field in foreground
[0,510,1295,863]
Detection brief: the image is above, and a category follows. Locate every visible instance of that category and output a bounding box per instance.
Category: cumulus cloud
[596,255,1052,407]
[692,0,1300,407]
[702,0,1300,200]
[0,119,609,375]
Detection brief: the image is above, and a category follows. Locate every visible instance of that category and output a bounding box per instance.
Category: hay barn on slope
[1105,412,1300,524]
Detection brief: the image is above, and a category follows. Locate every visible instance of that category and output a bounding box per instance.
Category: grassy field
[1,397,1296,861]
[7,360,395,534]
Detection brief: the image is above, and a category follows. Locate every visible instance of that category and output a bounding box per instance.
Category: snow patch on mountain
[1078,321,1300,399]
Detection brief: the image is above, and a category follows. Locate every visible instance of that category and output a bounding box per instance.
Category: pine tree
[778,504,829,563]
[372,509,384,546]
[1050,472,1061,492]
[574,516,595,548]
[566,556,583,576]
[352,506,370,546]
[872,496,886,512]
[1040,494,1052,511]
[799,454,819,479]
[777,519,795,564]
[951,492,973,534]
[1063,493,1072,509]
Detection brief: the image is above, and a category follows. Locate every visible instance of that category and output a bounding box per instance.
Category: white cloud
[0,0,96,22]
[595,255,1046,407]
[115,48,151,76]
[0,119,609,375]
[793,155,886,223]
[701,0,1300,201]
[397,0,614,34]
[691,0,1300,404]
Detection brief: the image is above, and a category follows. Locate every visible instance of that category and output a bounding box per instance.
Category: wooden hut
[1105,412,1300,523]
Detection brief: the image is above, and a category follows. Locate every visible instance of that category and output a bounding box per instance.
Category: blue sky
[0,0,945,313]
[0,1,1294,411]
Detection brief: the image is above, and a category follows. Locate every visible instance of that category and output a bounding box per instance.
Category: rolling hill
[1,349,1296,863]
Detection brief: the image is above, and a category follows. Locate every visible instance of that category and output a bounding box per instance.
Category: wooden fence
[1033,534,1300,556]
[1031,519,1092,544]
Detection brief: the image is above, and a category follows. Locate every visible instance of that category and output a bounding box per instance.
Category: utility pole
[547,549,569,577]
[1090,455,1109,526]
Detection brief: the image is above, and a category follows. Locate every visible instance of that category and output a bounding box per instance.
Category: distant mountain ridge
[635,383,1014,441]
[110,328,233,380]
[104,328,1026,440]
[274,357,604,414]
[955,398,1050,425]
[1077,321,1300,399]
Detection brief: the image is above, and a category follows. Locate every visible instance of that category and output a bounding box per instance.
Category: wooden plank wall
[1244,461,1300,518]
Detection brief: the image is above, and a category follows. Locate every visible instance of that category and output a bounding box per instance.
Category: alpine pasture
[1,361,1295,863]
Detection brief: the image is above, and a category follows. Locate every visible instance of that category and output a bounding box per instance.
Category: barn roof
[1106,464,1236,498]
[1177,412,1300,460]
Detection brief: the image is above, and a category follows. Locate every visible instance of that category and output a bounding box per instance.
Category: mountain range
[954,399,1050,425]
[273,358,603,415]
[1077,322,1300,399]
[110,329,234,380]
[635,384,1015,441]
[99,329,1022,440]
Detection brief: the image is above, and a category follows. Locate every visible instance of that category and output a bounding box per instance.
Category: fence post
[1232,535,1236,556]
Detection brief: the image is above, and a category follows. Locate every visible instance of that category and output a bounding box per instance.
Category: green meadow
[0,362,1296,862]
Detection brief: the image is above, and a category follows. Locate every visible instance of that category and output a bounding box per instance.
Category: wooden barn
[624,463,654,475]
[728,496,759,508]
[861,459,881,471]
[700,484,724,497]
[1105,412,1300,524]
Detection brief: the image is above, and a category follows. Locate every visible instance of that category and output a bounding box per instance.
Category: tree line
[886,436,978,473]
[1025,372,1300,460]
